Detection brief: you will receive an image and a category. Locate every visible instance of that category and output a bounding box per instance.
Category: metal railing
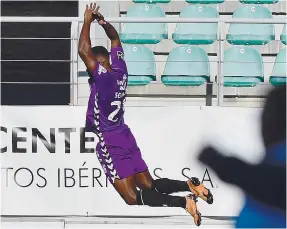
[2,16,286,106]
[2,17,286,23]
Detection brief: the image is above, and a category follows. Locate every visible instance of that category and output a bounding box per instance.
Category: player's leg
[112,176,202,226]
[127,131,187,193]
[113,175,184,206]
[134,170,213,204]
[95,140,201,226]
[134,170,189,193]
[126,128,212,203]
[95,142,187,207]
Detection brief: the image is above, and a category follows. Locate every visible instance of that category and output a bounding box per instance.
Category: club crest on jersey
[98,65,107,75]
[117,51,124,60]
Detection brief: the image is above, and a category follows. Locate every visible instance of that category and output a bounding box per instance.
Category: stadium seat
[120,4,168,44]
[123,45,156,86]
[161,46,210,86]
[239,0,278,4]
[223,46,264,87]
[280,24,286,45]
[270,49,286,86]
[226,6,275,45]
[185,0,224,4]
[172,5,218,45]
[133,0,171,3]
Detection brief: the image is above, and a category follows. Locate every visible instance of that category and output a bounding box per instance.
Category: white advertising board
[1,106,264,216]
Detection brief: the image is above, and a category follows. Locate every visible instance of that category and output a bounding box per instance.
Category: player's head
[261,86,286,148]
[92,46,110,63]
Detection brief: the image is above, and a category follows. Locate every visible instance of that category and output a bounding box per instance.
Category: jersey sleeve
[110,45,127,72]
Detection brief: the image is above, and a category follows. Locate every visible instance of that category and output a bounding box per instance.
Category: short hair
[91,46,109,57]
[261,86,286,147]
[86,46,110,81]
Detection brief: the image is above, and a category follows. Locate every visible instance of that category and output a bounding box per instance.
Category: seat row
[123,45,286,87]
[120,4,286,45]
[132,0,280,4]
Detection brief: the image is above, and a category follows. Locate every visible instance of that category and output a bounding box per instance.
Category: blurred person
[198,86,286,228]
[78,3,213,226]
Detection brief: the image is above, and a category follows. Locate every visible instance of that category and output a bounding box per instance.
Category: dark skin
[114,171,154,205]
[78,3,121,73]
[78,3,154,204]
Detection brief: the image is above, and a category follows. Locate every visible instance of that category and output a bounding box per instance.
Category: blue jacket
[236,141,286,228]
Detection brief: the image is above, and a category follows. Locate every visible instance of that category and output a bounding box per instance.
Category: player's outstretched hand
[84,3,97,24]
[84,3,105,25]
[93,6,106,25]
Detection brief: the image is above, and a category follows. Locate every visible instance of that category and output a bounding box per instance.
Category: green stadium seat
[270,49,286,86]
[239,0,278,5]
[123,45,156,86]
[223,47,264,87]
[280,24,286,45]
[226,6,275,45]
[133,0,171,3]
[120,4,168,44]
[161,46,210,86]
[172,5,218,45]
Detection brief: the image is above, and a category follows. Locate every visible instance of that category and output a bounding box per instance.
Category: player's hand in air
[84,3,97,24]
[93,6,106,25]
[84,2,106,25]
[84,3,105,25]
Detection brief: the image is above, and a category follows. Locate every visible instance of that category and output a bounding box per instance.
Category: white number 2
[108,101,121,122]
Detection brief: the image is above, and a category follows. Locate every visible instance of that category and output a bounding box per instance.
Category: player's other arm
[94,8,126,72]
[102,22,121,48]
[94,12,121,48]
[78,3,98,74]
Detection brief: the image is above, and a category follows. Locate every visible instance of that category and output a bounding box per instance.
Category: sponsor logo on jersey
[117,51,124,60]
[98,65,107,75]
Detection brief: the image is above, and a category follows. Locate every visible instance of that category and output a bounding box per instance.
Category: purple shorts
[96,127,148,184]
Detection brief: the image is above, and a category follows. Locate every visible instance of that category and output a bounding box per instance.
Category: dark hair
[86,46,109,83]
[91,46,109,57]
[261,86,286,147]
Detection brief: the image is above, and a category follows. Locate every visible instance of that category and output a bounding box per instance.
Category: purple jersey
[85,46,128,133]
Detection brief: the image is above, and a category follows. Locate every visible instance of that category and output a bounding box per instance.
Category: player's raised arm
[78,3,99,73]
[102,21,121,48]
[94,11,121,48]
[94,9,126,71]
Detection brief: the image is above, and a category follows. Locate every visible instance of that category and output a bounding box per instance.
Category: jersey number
[108,101,121,122]
[108,99,126,122]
